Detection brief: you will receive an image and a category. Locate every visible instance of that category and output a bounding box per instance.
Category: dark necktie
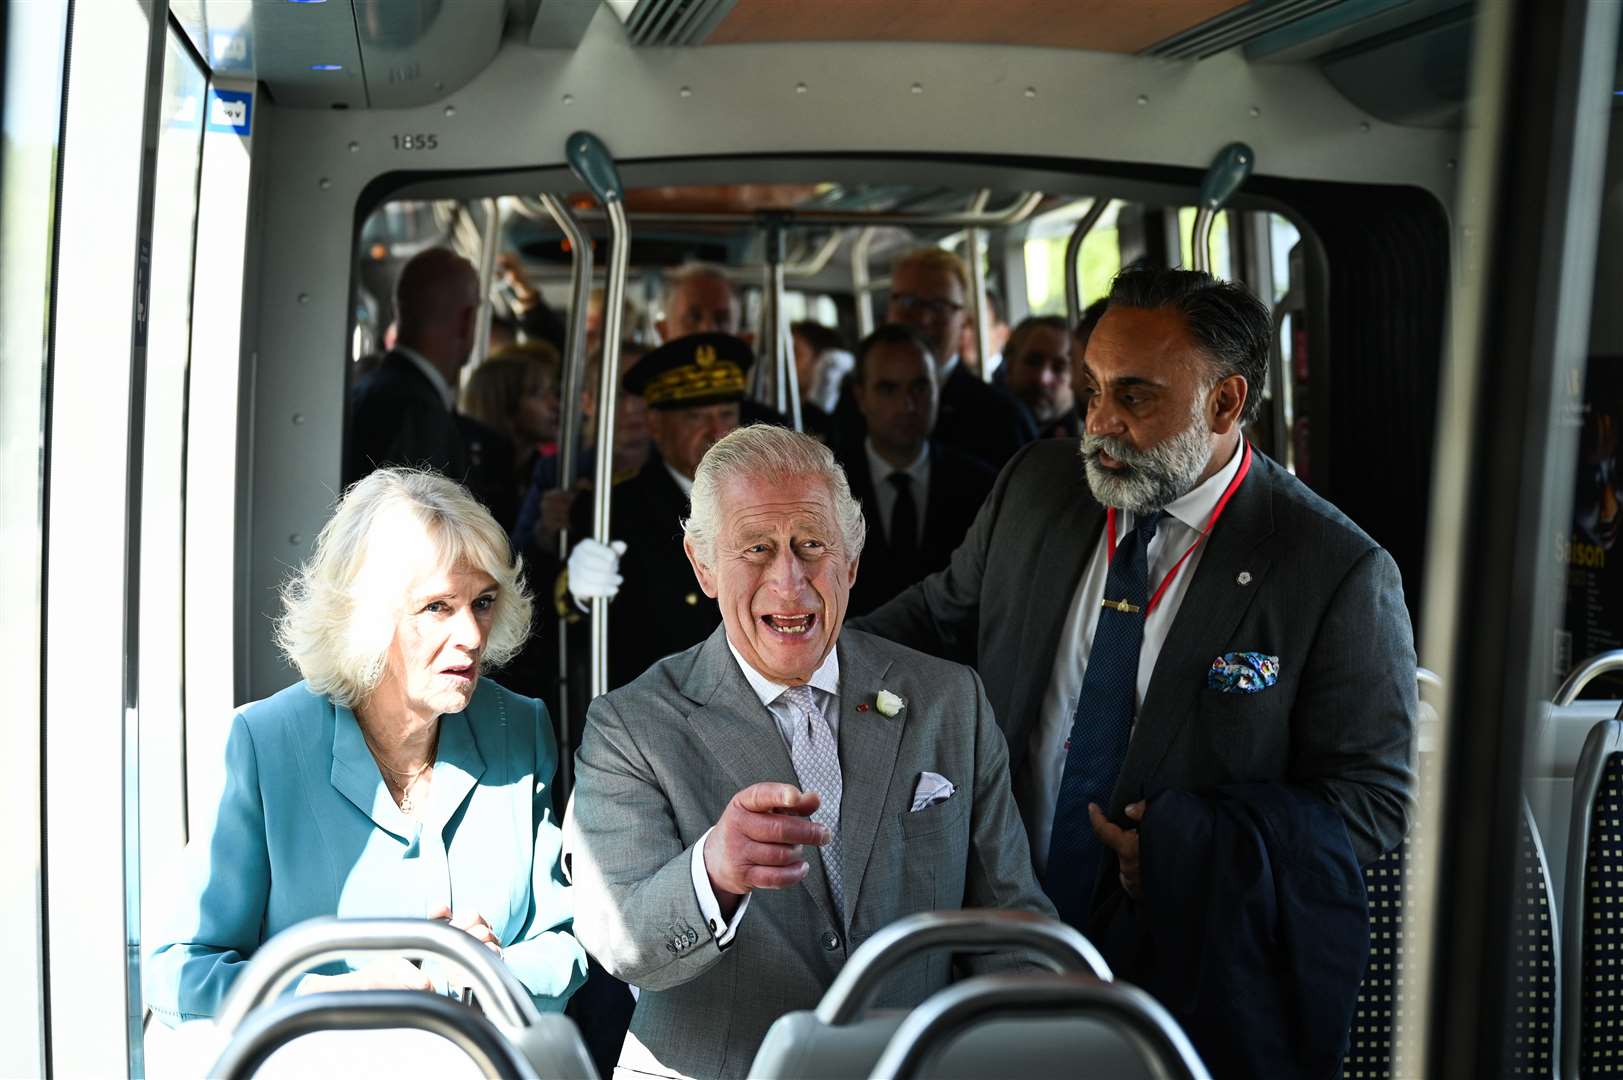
[888,473,919,562]
[1044,510,1165,927]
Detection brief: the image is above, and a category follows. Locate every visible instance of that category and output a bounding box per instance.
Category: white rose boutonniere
[875,690,906,717]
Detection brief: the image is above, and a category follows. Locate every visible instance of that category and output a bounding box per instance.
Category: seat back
[1563,712,1623,1079]
[1506,798,1560,1078]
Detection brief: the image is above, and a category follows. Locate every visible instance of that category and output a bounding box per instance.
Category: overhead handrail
[1064,198,1110,328]
[569,191,1044,231]
[852,226,880,338]
[566,131,630,704]
[535,191,594,799]
[213,917,542,1034]
[868,973,1211,1080]
[1555,649,1623,706]
[1191,143,1253,275]
[210,991,537,1080]
[815,909,1111,1026]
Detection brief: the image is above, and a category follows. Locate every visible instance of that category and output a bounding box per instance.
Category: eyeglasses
[890,293,965,319]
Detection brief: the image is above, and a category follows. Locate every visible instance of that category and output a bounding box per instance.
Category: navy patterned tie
[1045,510,1165,927]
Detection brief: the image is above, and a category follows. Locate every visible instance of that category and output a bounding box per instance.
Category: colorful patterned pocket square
[1208,652,1279,693]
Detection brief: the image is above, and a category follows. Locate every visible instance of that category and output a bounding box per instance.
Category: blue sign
[207,89,253,136]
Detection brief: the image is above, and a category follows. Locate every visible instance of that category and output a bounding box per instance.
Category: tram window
[1268,212,1302,304]
[136,22,208,952]
[1022,198,1126,315]
[781,290,838,327]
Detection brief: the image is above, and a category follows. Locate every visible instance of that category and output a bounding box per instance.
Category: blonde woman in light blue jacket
[145,467,586,1024]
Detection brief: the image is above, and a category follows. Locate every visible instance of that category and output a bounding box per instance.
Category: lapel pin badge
[855,703,870,713]
[1236,571,1253,586]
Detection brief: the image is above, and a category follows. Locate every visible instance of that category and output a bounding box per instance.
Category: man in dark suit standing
[855,267,1416,1076]
[566,333,750,689]
[840,324,994,616]
[346,247,514,524]
[1003,314,1081,440]
[834,248,1036,471]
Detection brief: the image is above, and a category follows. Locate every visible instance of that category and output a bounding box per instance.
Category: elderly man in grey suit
[856,267,1416,1070]
[564,424,1052,1080]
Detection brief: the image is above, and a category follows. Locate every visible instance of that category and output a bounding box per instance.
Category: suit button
[820,931,840,952]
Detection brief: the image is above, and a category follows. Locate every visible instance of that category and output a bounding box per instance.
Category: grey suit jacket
[563,625,1052,1080]
[855,439,1417,875]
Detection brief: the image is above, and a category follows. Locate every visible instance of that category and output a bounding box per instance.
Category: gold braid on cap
[641,348,747,407]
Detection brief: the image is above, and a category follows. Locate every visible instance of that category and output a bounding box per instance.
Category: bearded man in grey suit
[564,424,1052,1080]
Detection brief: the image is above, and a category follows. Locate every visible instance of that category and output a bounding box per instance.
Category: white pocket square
[910,771,956,812]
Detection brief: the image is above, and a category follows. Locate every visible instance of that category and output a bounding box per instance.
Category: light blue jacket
[145,678,587,1024]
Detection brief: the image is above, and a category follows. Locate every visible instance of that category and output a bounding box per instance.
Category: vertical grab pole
[472,199,503,370]
[1190,143,1253,275]
[1063,198,1110,328]
[762,217,802,430]
[535,192,593,797]
[566,132,630,703]
[852,227,878,338]
[967,228,993,382]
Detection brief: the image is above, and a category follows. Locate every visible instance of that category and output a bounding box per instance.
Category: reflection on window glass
[1024,198,1125,316]
[137,25,207,958]
[1269,212,1301,304]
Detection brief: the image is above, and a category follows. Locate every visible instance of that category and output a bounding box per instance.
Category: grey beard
[1081,420,1214,513]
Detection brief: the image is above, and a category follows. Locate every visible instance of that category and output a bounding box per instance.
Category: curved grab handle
[815,909,1111,1026]
[1197,142,1254,211]
[1555,649,1623,706]
[210,991,537,1080]
[869,973,1212,1080]
[566,131,624,203]
[214,917,542,1034]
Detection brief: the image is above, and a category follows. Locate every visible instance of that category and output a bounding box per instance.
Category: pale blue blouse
[145,678,587,1023]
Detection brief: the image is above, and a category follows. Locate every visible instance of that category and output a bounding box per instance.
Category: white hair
[275,467,532,708]
[683,424,866,568]
[663,261,735,309]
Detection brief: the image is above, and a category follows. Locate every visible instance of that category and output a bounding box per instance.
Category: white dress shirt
[1020,441,1246,871]
[689,640,842,946]
[395,345,456,410]
[863,437,931,549]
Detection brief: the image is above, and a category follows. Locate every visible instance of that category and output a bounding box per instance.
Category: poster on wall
[1562,356,1622,697]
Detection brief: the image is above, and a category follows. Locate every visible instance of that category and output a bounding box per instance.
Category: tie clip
[1101,598,1142,614]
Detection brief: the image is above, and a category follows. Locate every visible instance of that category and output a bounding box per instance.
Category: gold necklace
[359,726,437,814]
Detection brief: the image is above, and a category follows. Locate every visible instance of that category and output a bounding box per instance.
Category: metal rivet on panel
[1360,121,1372,133]
[562,93,574,105]
[1447,159,1457,170]
[297,293,310,305]
[319,177,332,190]
[1024,86,1037,99]
[1249,106,1261,118]
[1136,94,1149,106]
[910,82,924,94]
[289,533,303,545]
[444,104,456,118]
[679,85,692,98]
[292,413,304,425]
[348,141,360,152]
[795,82,808,94]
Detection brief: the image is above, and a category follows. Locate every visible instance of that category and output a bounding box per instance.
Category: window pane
[1024,199,1125,317]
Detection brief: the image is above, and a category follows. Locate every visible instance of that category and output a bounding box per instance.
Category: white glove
[568,538,627,609]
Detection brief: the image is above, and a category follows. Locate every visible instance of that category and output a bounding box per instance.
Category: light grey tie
[782,684,845,918]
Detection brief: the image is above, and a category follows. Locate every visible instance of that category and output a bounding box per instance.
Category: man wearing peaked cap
[567,333,753,690]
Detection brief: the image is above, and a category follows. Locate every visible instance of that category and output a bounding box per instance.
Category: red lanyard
[1105,441,1253,616]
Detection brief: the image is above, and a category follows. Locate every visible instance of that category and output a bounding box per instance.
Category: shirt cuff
[690,826,750,948]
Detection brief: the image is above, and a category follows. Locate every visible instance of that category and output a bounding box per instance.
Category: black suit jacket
[854,439,1417,874]
[832,364,1037,473]
[1094,784,1369,1080]
[842,441,995,615]
[572,457,720,691]
[346,351,468,487]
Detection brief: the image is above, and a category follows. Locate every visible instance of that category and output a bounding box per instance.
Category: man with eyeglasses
[880,247,1037,471]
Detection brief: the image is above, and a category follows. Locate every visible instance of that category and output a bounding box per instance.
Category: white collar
[1125,438,1245,534]
[863,436,929,484]
[665,461,694,496]
[726,636,842,706]
[938,353,960,382]
[396,345,456,410]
